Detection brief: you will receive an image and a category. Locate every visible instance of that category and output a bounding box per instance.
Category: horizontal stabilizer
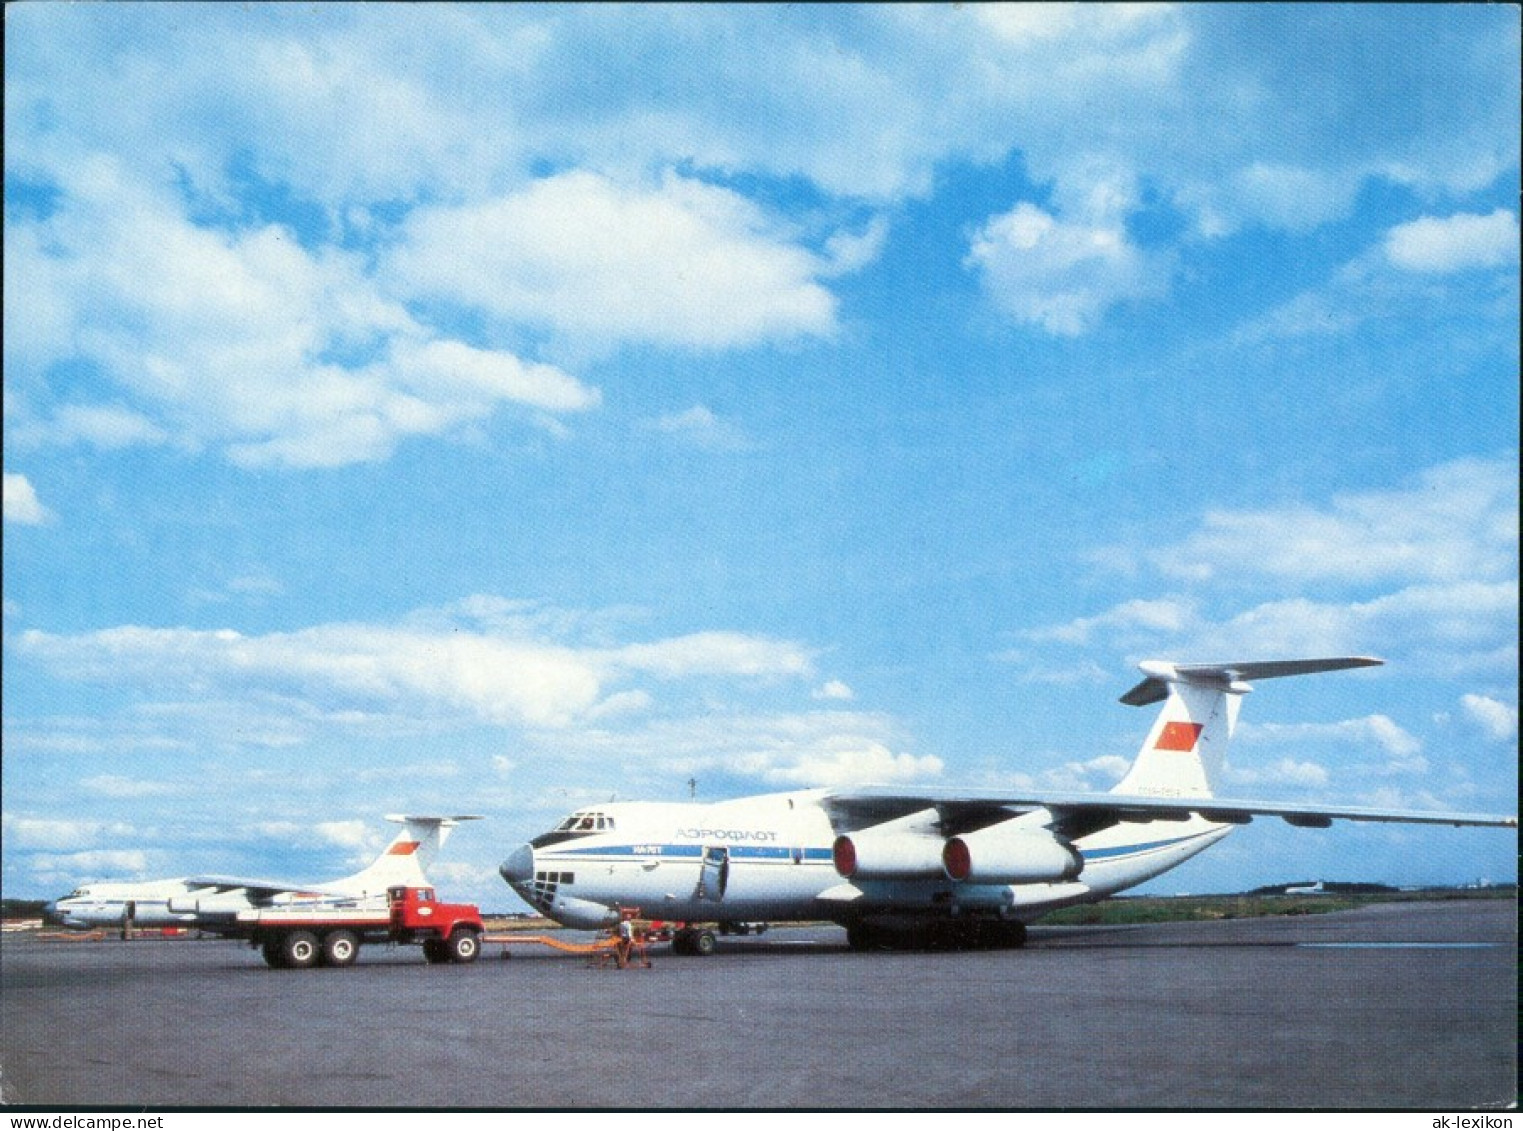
[385,814,485,825]
[1120,657,1383,706]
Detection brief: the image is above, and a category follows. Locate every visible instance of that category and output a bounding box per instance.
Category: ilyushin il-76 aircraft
[47,815,480,931]
[500,658,1516,952]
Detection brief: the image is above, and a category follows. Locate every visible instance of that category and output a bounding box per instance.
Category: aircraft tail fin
[1110,658,1382,799]
[332,815,483,897]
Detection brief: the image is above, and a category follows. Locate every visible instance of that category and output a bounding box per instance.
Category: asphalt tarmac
[1,900,1514,1110]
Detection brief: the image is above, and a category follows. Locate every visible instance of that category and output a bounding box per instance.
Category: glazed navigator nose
[499,843,535,885]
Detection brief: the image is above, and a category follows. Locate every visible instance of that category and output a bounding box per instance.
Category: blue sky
[4,4,1517,908]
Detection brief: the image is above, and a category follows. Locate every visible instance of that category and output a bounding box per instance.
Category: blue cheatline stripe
[552,844,702,859]
[543,844,835,864]
[544,833,1215,869]
[1079,830,1214,861]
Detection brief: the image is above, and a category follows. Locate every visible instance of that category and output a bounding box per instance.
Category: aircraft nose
[499,843,535,885]
[41,900,75,928]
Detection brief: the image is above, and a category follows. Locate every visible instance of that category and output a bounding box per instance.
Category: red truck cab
[387,885,484,963]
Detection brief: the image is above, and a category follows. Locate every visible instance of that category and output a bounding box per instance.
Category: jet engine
[941,821,1083,885]
[832,831,946,881]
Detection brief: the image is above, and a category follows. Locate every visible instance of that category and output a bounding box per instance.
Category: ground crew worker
[615,913,635,968]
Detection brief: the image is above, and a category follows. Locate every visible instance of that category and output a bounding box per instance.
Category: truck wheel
[281,930,320,969]
[321,929,360,967]
[261,938,286,968]
[692,929,716,956]
[422,938,449,964]
[447,928,480,964]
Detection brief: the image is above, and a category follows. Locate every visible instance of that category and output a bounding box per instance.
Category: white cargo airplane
[499,658,1516,952]
[46,815,480,931]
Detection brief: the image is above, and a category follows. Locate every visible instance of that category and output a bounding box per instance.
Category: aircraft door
[697,845,729,901]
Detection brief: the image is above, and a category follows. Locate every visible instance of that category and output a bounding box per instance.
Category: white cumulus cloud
[2,815,136,851]
[609,631,814,681]
[1022,599,1196,646]
[314,820,374,850]
[754,738,944,788]
[1223,757,1331,789]
[1384,210,1520,274]
[6,158,598,470]
[16,610,816,733]
[80,775,184,799]
[1460,694,1518,742]
[648,406,756,453]
[29,849,151,878]
[2,473,50,525]
[965,202,1165,336]
[386,170,838,351]
[1148,458,1518,586]
[1243,715,1424,773]
[1025,459,1517,686]
[813,680,855,702]
[1038,754,1132,792]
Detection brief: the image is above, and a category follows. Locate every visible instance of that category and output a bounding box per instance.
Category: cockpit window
[534,810,615,848]
[554,810,615,834]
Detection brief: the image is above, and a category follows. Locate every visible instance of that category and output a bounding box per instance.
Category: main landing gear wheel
[447,928,480,963]
[281,930,320,969]
[673,928,717,956]
[321,929,360,967]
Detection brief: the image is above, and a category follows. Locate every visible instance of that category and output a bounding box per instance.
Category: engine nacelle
[942,822,1083,884]
[832,831,946,881]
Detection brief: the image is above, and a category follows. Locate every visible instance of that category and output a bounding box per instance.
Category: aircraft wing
[182,875,339,902]
[821,787,1517,837]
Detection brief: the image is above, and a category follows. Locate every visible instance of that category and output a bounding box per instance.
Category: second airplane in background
[47,815,480,932]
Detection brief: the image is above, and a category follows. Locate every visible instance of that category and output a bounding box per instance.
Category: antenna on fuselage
[687,778,697,799]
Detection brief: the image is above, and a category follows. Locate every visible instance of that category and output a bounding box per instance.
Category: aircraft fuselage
[46,880,253,930]
[500,790,1230,930]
